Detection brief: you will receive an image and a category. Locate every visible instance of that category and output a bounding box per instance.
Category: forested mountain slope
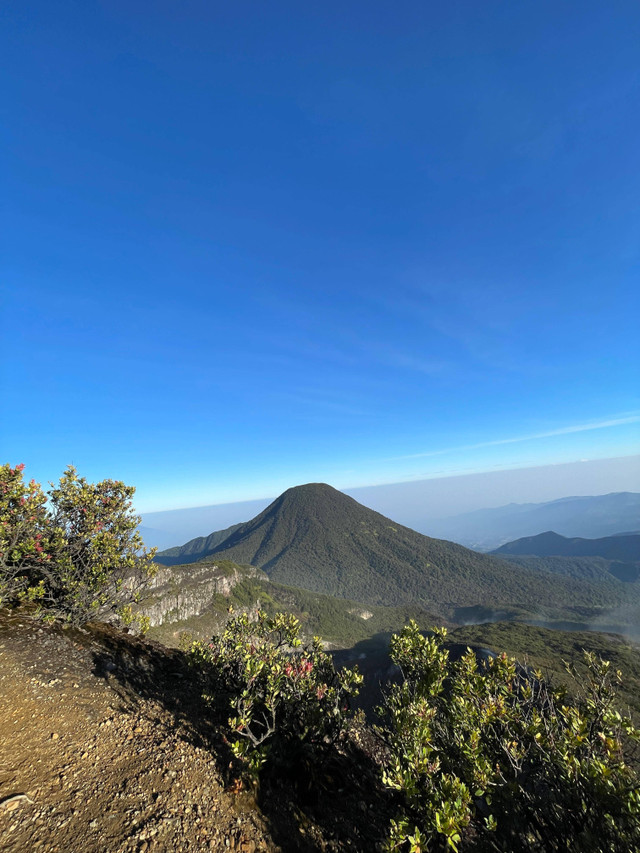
[157,484,638,621]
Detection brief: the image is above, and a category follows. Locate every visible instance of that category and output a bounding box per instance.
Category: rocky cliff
[138,560,266,627]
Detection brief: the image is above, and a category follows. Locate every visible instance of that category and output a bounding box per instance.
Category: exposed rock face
[138,562,266,627]
[348,608,374,620]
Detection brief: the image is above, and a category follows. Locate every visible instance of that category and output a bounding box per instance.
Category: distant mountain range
[140,486,640,555]
[490,530,640,584]
[491,531,640,562]
[155,483,640,626]
[428,492,640,550]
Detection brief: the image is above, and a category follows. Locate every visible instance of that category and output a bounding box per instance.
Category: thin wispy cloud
[276,388,372,418]
[385,415,640,462]
[272,323,453,377]
[365,343,449,376]
[363,284,528,376]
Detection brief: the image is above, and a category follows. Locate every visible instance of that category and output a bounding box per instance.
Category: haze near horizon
[140,455,640,550]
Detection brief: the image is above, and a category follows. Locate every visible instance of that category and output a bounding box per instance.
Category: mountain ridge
[156,484,640,624]
[429,491,640,550]
[491,531,640,562]
[154,522,244,566]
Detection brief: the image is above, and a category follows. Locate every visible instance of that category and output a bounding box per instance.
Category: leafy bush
[189,610,362,781]
[0,463,156,628]
[381,621,640,852]
[0,463,50,604]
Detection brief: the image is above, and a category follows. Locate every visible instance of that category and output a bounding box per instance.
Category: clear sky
[2,1,639,512]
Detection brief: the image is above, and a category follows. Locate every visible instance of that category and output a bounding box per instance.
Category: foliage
[0,464,50,604]
[494,552,640,586]
[0,463,156,628]
[260,580,441,649]
[189,610,362,781]
[450,621,640,720]
[381,621,640,852]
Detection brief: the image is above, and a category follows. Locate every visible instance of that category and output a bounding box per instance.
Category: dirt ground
[0,611,391,853]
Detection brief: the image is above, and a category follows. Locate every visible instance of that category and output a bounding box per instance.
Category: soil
[0,611,392,853]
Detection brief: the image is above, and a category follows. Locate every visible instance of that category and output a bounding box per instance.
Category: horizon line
[138,452,640,515]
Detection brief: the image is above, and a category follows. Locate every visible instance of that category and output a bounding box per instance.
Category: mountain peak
[279,483,345,501]
[266,483,361,521]
[156,484,581,617]
[284,483,339,493]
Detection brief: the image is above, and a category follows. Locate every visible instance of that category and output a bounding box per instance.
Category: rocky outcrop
[348,608,374,620]
[138,561,266,627]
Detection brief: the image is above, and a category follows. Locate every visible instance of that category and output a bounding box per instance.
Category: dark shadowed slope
[491,531,640,561]
[491,532,640,584]
[157,484,633,618]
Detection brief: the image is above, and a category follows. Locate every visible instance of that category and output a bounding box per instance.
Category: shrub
[189,610,362,781]
[0,463,50,604]
[381,621,640,852]
[0,463,156,628]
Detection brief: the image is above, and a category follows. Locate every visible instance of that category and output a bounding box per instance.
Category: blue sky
[2,1,639,512]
